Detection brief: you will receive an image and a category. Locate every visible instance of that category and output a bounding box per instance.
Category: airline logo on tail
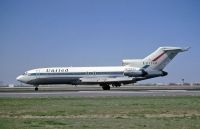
[152,52,166,61]
[142,52,166,70]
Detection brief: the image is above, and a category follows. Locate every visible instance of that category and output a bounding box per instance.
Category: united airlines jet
[16,46,189,91]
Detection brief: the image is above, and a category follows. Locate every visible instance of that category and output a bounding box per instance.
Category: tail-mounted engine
[124,68,147,77]
[124,67,168,77]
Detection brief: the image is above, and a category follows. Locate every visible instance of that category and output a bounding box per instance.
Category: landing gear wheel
[35,87,38,91]
[102,84,110,90]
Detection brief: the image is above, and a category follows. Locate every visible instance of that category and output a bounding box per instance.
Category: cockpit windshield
[23,72,28,75]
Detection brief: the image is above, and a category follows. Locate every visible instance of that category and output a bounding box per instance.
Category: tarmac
[0,90,200,98]
[0,85,200,98]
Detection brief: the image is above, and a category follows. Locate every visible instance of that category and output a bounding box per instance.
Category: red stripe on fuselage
[152,52,165,61]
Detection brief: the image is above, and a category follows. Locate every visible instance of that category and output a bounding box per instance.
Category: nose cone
[16,75,24,82]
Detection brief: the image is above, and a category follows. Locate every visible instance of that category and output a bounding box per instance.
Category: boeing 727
[16,46,189,91]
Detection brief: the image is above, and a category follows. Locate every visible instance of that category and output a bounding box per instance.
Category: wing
[79,77,134,84]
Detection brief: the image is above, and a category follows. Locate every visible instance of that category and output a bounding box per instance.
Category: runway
[1,90,200,98]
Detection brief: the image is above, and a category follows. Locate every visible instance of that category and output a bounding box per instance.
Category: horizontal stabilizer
[161,46,191,52]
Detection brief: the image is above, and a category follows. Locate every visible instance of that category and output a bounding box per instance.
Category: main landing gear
[100,84,110,90]
[34,85,39,91]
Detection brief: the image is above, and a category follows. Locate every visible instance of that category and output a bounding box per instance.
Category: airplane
[16,46,189,91]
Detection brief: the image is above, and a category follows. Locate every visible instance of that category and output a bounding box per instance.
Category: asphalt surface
[1,85,200,92]
[1,90,200,98]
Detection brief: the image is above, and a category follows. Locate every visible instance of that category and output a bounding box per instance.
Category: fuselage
[17,66,131,85]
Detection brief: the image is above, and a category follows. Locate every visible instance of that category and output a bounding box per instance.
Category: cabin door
[35,69,40,79]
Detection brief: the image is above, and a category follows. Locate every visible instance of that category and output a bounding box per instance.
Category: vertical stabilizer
[143,47,189,70]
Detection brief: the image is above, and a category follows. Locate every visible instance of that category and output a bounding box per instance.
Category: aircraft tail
[143,46,190,70]
[122,46,190,70]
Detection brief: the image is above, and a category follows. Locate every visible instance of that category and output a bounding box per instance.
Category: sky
[0,0,200,84]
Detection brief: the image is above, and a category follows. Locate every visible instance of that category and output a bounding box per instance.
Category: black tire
[35,87,38,91]
[102,85,110,90]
